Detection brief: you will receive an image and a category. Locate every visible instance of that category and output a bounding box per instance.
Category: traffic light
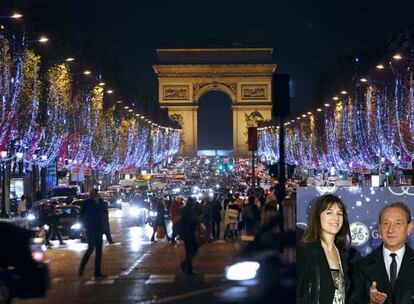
[385,165,390,176]
[228,158,234,171]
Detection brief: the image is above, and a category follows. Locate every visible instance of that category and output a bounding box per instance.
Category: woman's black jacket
[297,241,350,304]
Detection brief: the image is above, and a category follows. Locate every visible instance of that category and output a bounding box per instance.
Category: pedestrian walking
[150,198,171,242]
[17,195,27,217]
[102,200,113,244]
[25,193,33,211]
[261,193,278,228]
[37,202,52,248]
[48,202,65,246]
[178,197,200,275]
[78,188,107,278]
[223,193,234,238]
[170,196,183,244]
[35,190,43,202]
[243,195,260,236]
[211,195,222,240]
[223,193,234,210]
[224,199,240,239]
[234,193,245,235]
[201,195,212,242]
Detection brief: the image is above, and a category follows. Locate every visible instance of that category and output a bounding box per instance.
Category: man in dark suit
[78,189,107,278]
[350,202,414,304]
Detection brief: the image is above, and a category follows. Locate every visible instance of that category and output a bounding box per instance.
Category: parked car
[0,221,50,303]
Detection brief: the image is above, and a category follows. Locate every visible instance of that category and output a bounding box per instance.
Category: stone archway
[153,48,277,157]
[194,82,237,104]
[197,90,233,151]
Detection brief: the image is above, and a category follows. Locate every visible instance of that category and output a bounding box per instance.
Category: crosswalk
[145,274,175,284]
[50,273,225,286]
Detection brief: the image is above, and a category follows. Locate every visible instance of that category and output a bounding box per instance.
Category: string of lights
[258,52,414,172]
[0,23,182,173]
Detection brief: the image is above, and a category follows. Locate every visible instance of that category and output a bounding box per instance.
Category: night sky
[1,0,414,149]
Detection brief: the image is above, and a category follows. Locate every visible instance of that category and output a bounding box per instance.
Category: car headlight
[71,223,82,230]
[116,199,122,204]
[27,213,36,221]
[173,188,181,193]
[225,261,260,281]
[129,207,143,217]
[149,211,157,217]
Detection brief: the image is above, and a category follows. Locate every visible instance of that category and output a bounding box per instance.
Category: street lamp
[27,35,49,44]
[392,54,403,60]
[10,12,23,19]
[0,151,10,218]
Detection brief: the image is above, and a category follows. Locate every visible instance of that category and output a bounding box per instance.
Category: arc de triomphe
[153,48,277,157]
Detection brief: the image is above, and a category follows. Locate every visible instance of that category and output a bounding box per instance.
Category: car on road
[50,205,85,241]
[0,221,50,304]
[128,204,148,226]
[220,230,295,303]
[50,185,80,200]
[99,191,122,209]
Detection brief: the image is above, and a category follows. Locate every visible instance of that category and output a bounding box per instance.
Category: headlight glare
[225,261,260,281]
[71,223,82,230]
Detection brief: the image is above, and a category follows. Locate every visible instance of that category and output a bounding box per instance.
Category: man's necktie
[390,253,397,289]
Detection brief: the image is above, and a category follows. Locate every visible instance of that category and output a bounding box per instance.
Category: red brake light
[31,250,45,263]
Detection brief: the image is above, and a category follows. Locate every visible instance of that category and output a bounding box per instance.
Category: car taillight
[31,250,45,263]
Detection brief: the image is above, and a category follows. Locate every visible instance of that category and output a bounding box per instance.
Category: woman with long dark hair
[297,194,351,304]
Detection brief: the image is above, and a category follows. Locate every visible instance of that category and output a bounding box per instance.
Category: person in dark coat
[78,188,107,277]
[223,193,234,210]
[48,202,64,246]
[35,190,43,202]
[179,197,200,275]
[37,202,51,247]
[102,200,113,244]
[211,195,222,240]
[150,198,171,242]
[201,196,212,242]
[349,202,414,304]
[243,195,260,236]
[170,196,184,244]
[297,194,351,304]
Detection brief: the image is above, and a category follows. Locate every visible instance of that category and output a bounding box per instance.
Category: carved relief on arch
[169,113,185,146]
[193,82,237,103]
